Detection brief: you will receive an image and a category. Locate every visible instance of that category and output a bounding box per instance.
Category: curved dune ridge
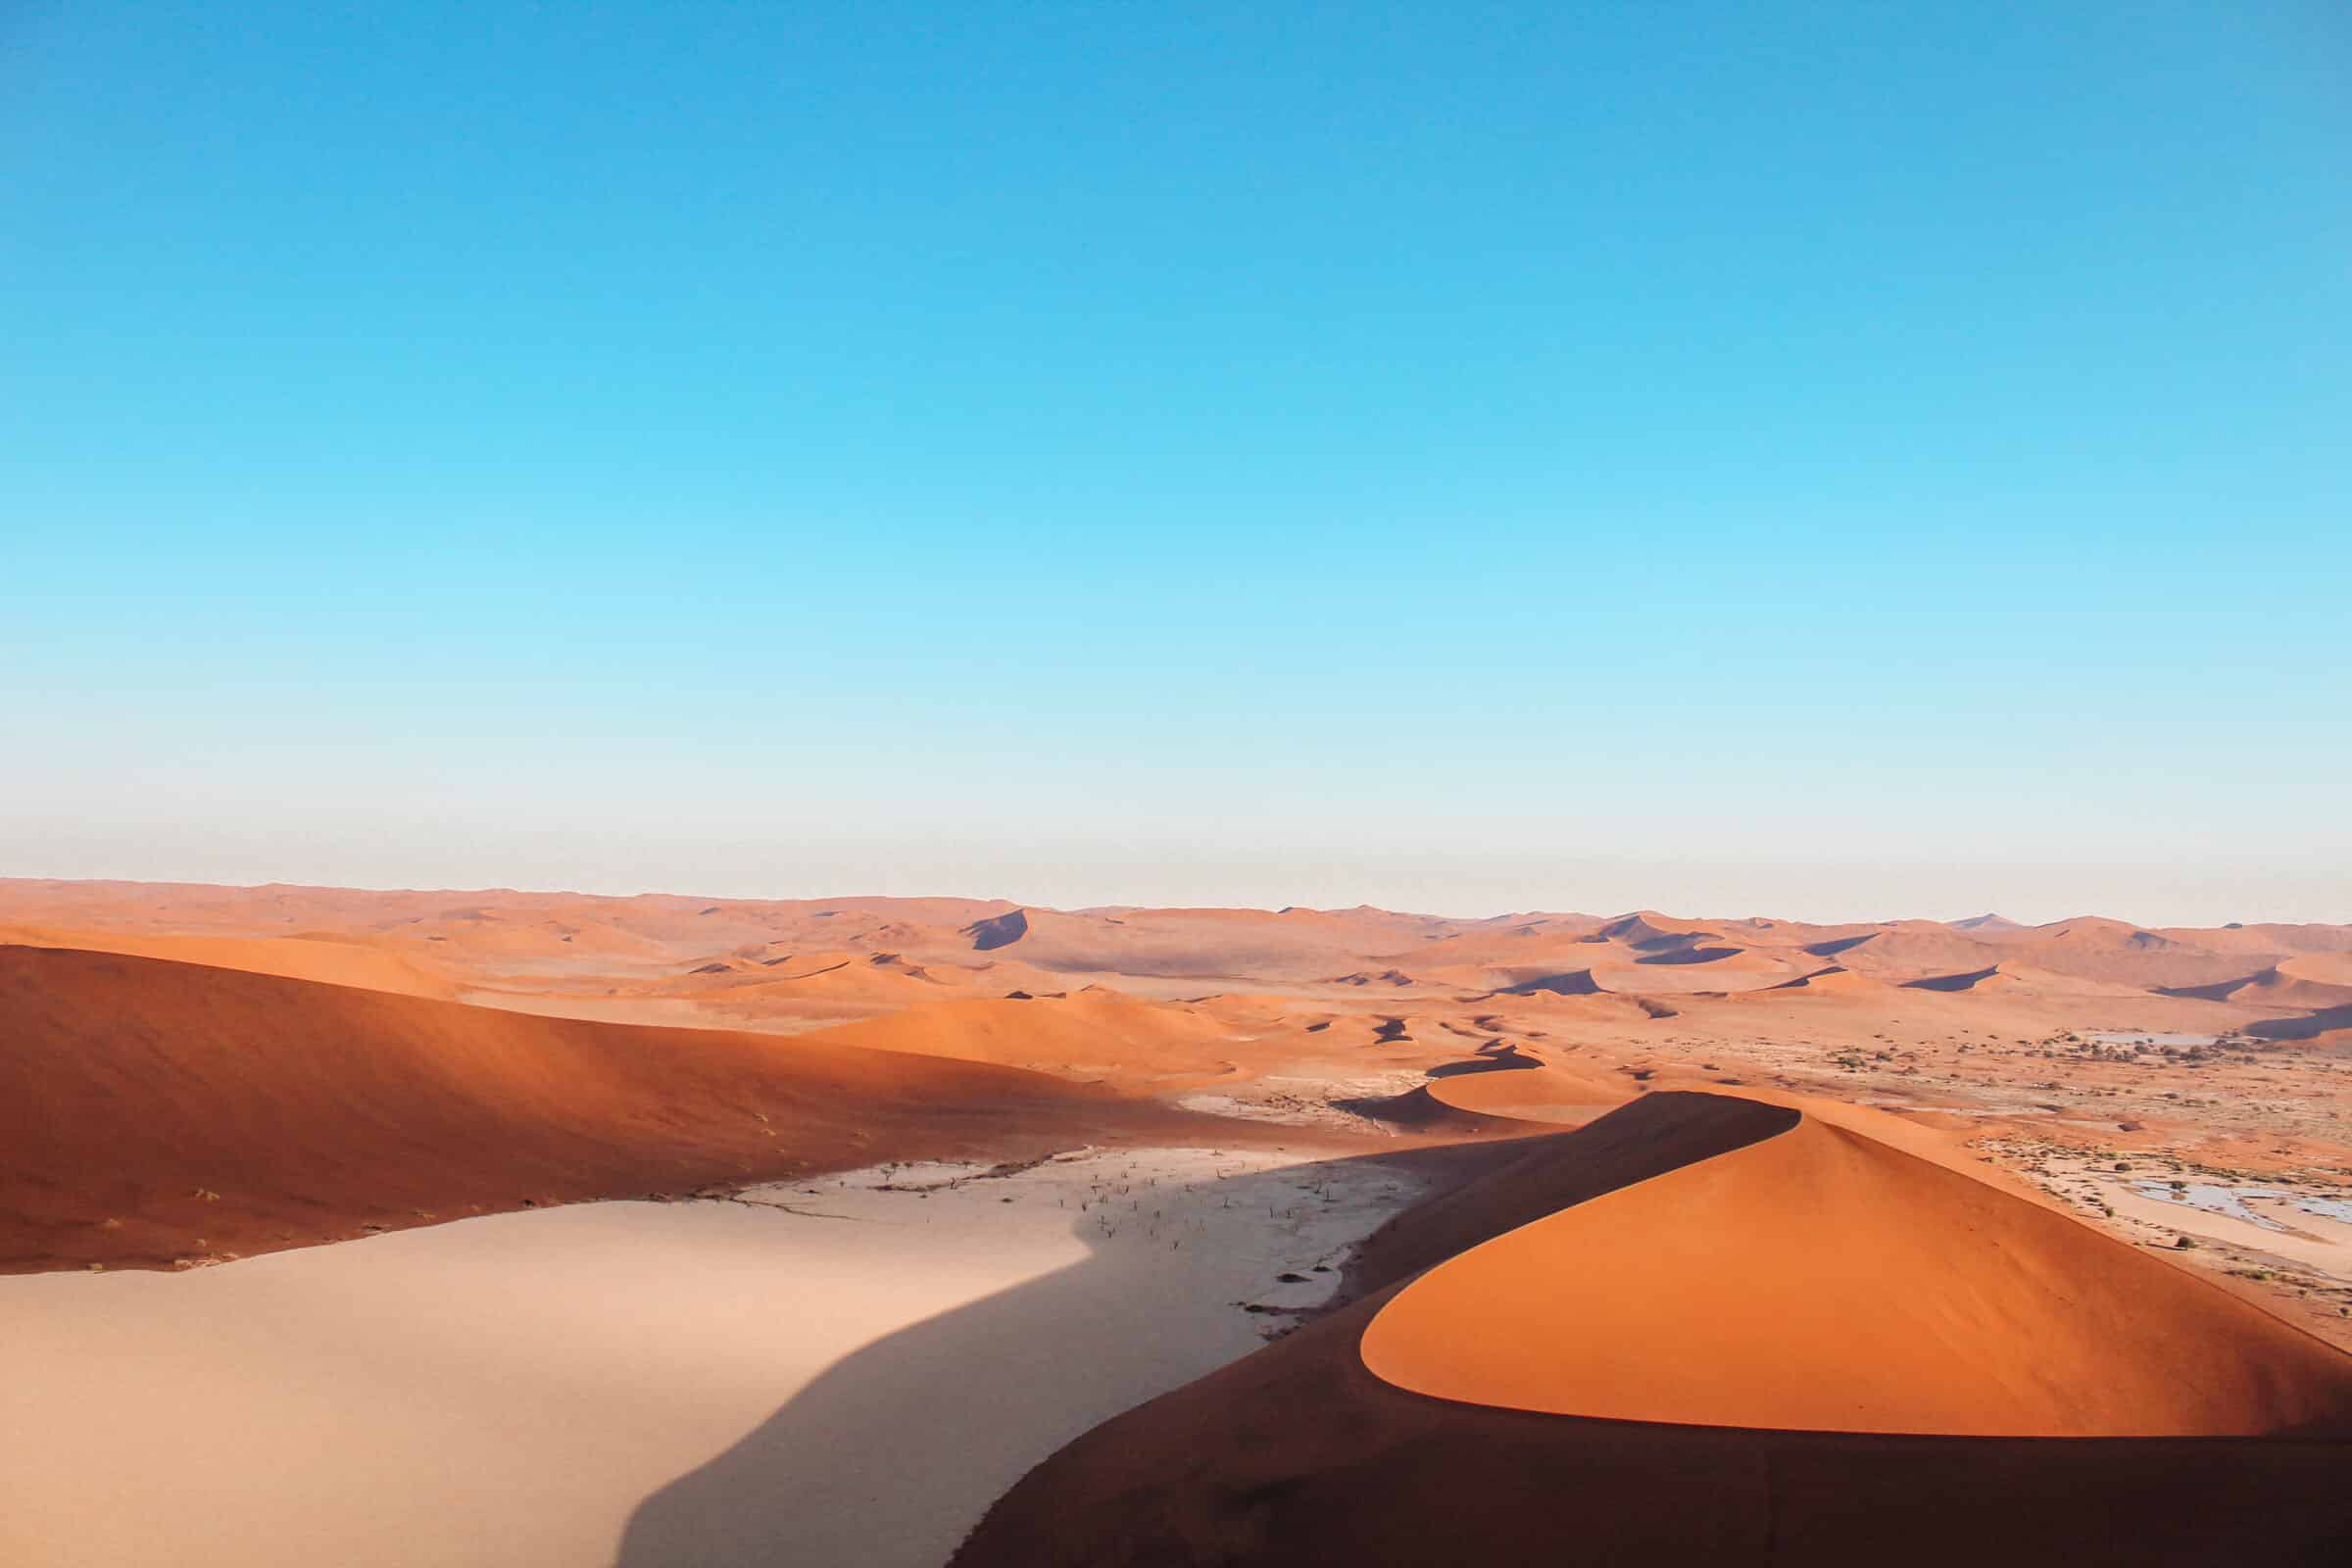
[1763,961,1881,994]
[1359,1094,2352,1436]
[1420,1059,1631,1124]
[951,1094,2352,1568]
[0,945,1215,1272]
[0,924,461,999]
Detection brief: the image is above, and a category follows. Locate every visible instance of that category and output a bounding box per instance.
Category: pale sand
[0,1146,1421,1568]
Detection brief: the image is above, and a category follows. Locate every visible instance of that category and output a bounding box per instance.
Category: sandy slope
[0,945,1242,1271]
[0,923,460,998]
[0,1148,1426,1568]
[951,1094,2352,1568]
[1361,1101,2352,1435]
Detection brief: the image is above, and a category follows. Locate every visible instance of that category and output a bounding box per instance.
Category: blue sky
[4,2,2347,922]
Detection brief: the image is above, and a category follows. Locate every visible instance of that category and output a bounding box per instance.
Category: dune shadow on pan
[1633,946,1744,966]
[2245,1004,2352,1042]
[608,1150,1422,1568]
[1804,933,1877,957]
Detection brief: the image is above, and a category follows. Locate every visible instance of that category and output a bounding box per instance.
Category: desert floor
[0,1146,1424,1568]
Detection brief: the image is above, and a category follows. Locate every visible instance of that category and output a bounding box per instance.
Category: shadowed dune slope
[1763,961,1881,994]
[0,946,1200,1273]
[1361,1104,2352,1437]
[1345,1092,1793,1290]
[952,1094,2352,1568]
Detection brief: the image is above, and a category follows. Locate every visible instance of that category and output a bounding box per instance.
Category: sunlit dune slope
[1361,1101,2352,1436]
[952,1094,2352,1568]
[1419,1060,1633,1125]
[807,993,1247,1088]
[0,945,1194,1272]
[0,925,458,999]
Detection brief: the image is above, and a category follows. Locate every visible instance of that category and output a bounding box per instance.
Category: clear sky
[4,2,2347,924]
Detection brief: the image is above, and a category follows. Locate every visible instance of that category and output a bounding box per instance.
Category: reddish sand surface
[0,945,1306,1272]
[952,1095,2352,1567]
[1362,1099,2352,1436]
[8,879,2352,1564]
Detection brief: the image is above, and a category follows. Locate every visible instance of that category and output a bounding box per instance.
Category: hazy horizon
[4,854,2340,932]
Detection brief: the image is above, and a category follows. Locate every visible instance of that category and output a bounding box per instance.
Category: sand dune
[952,1094,2352,1567]
[1360,1097,2352,1436]
[807,993,1243,1084]
[0,924,459,999]
[0,945,1221,1272]
[1902,963,2012,992]
[1420,1057,1634,1125]
[2161,956,2352,1010]
[1762,961,1881,994]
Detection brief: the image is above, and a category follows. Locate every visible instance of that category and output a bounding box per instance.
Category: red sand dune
[2162,956,2352,1010]
[1420,1059,1633,1124]
[952,1093,2352,1568]
[804,993,1243,1085]
[0,945,1229,1272]
[1760,961,1881,993]
[1361,1099,2352,1436]
[0,924,460,999]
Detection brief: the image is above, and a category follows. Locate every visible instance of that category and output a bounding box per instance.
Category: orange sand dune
[807,993,1247,1087]
[0,946,1230,1273]
[1360,1098,2352,1436]
[1758,961,1882,994]
[2162,956,2352,1010]
[952,1094,2352,1568]
[1420,1059,1634,1124]
[1586,944,1806,994]
[0,924,460,999]
[2002,917,2288,990]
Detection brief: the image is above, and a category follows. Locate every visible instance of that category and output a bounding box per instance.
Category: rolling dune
[2161,956,2352,1010]
[1419,1058,1635,1125]
[0,925,459,999]
[1361,1098,2352,1436]
[0,945,1223,1272]
[1762,961,1881,993]
[806,993,1243,1084]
